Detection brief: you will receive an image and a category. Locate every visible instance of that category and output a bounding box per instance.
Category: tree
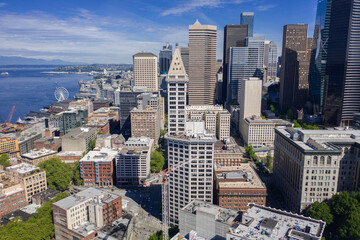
[0,192,69,240]
[245,145,256,160]
[149,230,163,240]
[72,160,83,186]
[88,139,96,151]
[305,191,360,240]
[265,152,273,171]
[38,158,73,191]
[306,201,333,225]
[293,120,301,128]
[0,154,10,168]
[150,151,165,173]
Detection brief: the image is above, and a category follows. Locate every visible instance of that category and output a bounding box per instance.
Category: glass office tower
[309,0,332,113]
[240,12,254,37]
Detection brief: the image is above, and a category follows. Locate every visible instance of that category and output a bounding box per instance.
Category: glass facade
[159,43,172,74]
[309,0,332,113]
[240,12,254,37]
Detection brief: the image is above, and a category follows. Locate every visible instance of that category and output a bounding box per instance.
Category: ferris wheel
[54,87,69,102]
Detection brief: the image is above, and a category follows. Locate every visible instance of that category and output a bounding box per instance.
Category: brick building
[80,148,118,187]
[214,164,266,211]
[214,138,244,166]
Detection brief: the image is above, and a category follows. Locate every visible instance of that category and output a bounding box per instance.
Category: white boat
[1,72,9,75]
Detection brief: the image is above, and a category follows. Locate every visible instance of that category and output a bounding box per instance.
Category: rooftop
[228,204,326,240]
[186,105,225,112]
[6,163,41,176]
[80,148,118,163]
[215,164,266,189]
[214,138,242,154]
[62,127,97,139]
[276,128,360,153]
[133,52,157,58]
[182,200,240,225]
[53,187,120,210]
[21,148,57,159]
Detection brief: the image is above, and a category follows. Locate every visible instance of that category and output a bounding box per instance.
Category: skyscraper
[188,20,217,105]
[227,37,265,103]
[309,0,332,113]
[166,45,188,135]
[264,41,278,81]
[159,43,173,74]
[240,12,254,37]
[180,46,189,74]
[222,25,248,103]
[323,0,360,126]
[133,52,158,91]
[279,24,312,111]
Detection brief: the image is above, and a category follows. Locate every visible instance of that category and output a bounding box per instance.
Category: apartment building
[273,128,360,212]
[214,164,267,211]
[6,163,47,203]
[186,105,231,140]
[0,137,20,158]
[52,188,122,240]
[116,137,153,186]
[80,148,118,187]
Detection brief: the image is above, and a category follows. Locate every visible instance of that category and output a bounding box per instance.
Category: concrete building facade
[188,20,217,105]
[62,127,97,153]
[133,52,158,91]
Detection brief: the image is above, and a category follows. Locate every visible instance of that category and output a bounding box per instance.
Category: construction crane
[1,104,15,133]
[142,158,192,240]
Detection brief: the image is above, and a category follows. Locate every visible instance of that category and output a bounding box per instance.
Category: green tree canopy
[150,151,165,173]
[0,192,69,240]
[245,145,256,160]
[72,160,83,186]
[38,158,73,191]
[0,153,10,168]
[305,191,360,240]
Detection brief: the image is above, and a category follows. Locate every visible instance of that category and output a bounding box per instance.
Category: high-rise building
[239,77,262,121]
[322,0,360,126]
[131,105,160,145]
[167,45,189,135]
[133,52,158,91]
[227,38,265,103]
[264,41,278,82]
[273,128,360,212]
[309,0,332,113]
[159,43,173,74]
[180,46,189,74]
[240,12,254,37]
[279,24,312,111]
[222,25,248,103]
[116,137,153,186]
[188,20,217,105]
[166,123,216,225]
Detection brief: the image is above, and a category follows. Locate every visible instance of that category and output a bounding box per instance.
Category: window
[320,156,325,166]
[327,156,331,165]
[313,156,318,165]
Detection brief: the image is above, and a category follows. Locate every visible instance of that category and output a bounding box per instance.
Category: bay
[0,66,92,123]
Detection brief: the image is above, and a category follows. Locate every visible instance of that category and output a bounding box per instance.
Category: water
[0,66,93,123]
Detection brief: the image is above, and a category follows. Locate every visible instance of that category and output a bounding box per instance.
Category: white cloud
[0,10,190,63]
[161,0,250,16]
[255,4,276,11]
[0,2,7,7]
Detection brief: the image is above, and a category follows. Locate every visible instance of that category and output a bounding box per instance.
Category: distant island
[0,56,82,66]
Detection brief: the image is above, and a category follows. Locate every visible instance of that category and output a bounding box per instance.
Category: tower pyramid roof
[168,45,187,76]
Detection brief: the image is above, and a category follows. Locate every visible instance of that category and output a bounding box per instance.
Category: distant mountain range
[0,56,82,65]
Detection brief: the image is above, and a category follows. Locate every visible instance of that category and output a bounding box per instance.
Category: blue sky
[0,0,317,64]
